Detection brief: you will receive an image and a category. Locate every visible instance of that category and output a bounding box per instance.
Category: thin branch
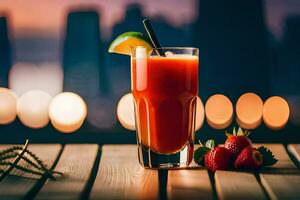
[0,146,23,157]
[0,161,45,177]
[0,140,63,181]
[0,140,29,182]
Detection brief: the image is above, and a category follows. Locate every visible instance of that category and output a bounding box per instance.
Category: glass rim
[131,46,199,51]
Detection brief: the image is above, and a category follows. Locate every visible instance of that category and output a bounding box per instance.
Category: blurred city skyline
[1,0,300,142]
[0,0,300,39]
[0,0,299,64]
[0,0,196,39]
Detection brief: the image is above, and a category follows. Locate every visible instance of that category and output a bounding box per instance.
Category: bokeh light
[49,92,87,133]
[117,93,135,131]
[9,62,63,97]
[263,96,290,130]
[195,96,205,131]
[0,87,18,124]
[17,90,52,128]
[205,94,233,130]
[236,93,263,130]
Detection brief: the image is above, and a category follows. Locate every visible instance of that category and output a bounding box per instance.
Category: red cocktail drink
[131,47,198,168]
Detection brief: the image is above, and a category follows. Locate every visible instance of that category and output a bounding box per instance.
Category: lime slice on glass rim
[108,32,153,55]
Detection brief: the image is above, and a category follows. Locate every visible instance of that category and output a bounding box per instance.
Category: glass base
[137,142,194,169]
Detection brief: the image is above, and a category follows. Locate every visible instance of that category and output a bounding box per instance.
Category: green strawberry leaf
[205,139,217,149]
[236,127,251,137]
[226,126,251,137]
[233,127,237,135]
[194,146,210,166]
[237,127,244,136]
[258,146,278,166]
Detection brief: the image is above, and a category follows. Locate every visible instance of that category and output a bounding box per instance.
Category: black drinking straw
[143,19,166,56]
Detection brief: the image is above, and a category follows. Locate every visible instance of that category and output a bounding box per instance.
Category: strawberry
[194,139,232,172]
[205,146,232,172]
[193,139,216,166]
[224,127,252,158]
[234,146,278,169]
[234,147,263,169]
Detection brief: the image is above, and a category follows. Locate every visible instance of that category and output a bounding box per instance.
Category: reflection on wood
[35,144,98,200]
[259,144,300,200]
[287,144,300,163]
[215,171,265,200]
[168,169,213,200]
[90,145,159,200]
[261,174,300,200]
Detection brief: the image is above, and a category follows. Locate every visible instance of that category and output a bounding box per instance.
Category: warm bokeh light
[9,62,63,97]
[195,96,205,131]
[236,93,263,129]
[17,90,52,128]
[0,87,18,124]
[49,92,87,133]
[0,87,18,99]
[205,94,233,129]
[117,93,135,131]
[263,96,290,130]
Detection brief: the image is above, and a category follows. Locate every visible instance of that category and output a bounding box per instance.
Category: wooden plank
[287,144,300,163]
[260,174,300,200]
[35,144,98,200]
[258,144,300,200]
[167,169,213,200]
[89,145,159,200]
[255,144,298,173]
[212,144,296,200]
[215,170,265,200]
[0,144,62,199]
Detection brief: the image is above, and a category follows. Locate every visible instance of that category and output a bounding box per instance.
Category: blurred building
[0,16,11,87]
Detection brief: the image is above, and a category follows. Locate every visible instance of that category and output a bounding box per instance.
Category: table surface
[0,144,300,200]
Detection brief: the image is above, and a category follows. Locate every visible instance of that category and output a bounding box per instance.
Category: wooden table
[1,144,300,200]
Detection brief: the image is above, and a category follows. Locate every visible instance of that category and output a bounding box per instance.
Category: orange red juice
[131,55,198,154]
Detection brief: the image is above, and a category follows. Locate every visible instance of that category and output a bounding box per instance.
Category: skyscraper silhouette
[63,10,116,130]
[194,0,269,101]
[63,10,109,96]
[274,15,300,95]
[0,16,11,87]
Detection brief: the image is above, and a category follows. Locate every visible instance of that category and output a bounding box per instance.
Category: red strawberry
[234,147,263,169]
[205,147,232,172]
[224,127,252,158]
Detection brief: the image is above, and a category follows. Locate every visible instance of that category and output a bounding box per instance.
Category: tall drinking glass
[131,47,199,169]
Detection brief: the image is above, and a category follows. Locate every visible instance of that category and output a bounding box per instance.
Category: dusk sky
[0,0,299,39]
[0,0,196,39]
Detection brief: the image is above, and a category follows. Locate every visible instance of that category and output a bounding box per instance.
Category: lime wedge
[108,32,152,55]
